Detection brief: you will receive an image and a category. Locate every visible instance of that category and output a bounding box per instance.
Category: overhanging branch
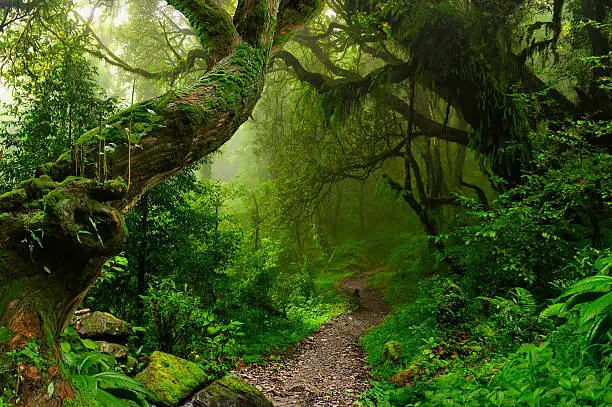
[276,50,471,146]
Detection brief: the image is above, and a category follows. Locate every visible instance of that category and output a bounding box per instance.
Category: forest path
[239,267,390,407]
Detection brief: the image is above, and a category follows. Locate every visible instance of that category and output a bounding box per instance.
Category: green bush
[142,279,244,377]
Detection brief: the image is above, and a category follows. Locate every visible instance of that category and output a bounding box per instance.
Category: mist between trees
[0,0,611,406]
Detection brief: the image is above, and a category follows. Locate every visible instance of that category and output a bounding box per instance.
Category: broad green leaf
[579,292,612,324]
[93,371,150,394]
[558,276,612,299]
[60,341,71,353]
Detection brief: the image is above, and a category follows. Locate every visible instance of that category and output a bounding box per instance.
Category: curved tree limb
[77,12,212,80]
[276,50,470,146]
[0,0,325,405]
[167,0,239,64]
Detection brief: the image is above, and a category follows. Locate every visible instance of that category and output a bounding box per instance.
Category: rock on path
[239,268,390,407]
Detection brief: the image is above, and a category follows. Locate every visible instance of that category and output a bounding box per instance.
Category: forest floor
[238,267,390,407]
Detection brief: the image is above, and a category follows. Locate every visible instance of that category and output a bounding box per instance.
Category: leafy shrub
[431,278,467,328]
[60,326,151,407]
[545,255,612,347]
[407,342,612,407]
[479,287,539,345]
[142,279,216,356]
[63,351,151,407]
[142,279,243,376]
[0,332,52,406]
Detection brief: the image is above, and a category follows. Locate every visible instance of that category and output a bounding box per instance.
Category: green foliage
[64,353,151,407]
[60,327,151,407]
[552,256,612,345]
[478,288,539,345]
[142,279,212,353]
[442,122,612,296]
[0,337,51,405]
[361,279,438,381]
[141,279,243,376]
[404,342,612,407]
[0,38,117,193]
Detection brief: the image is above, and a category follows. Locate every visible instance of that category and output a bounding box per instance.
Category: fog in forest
[0,0,610,406]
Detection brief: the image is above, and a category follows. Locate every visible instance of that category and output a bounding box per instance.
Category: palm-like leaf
[554,258,612,344]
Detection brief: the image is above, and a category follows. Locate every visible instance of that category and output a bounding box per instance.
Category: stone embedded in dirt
[136,351,208,407]
[94,340,128,360]
[75,311,132,342]
[191,376,273,407]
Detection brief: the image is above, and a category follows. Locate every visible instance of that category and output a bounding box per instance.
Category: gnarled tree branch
[0,0,325,405]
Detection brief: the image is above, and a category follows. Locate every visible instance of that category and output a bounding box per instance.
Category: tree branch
[276,50,471,146]
[167,0,239,64]
[79,14,211,80]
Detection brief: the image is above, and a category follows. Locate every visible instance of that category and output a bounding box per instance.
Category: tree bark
[136,192,149,323]
[0,0,324,405]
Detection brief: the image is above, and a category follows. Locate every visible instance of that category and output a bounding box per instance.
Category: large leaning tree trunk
[0,0,324,405]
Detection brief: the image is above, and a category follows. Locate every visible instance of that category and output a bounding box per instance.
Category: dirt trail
[239,268,390,407]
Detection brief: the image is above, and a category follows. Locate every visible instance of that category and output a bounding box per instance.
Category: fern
[511,287,537,316]
[539,303,563,321]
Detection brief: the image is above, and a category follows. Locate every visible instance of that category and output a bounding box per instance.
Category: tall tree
[271,0,611,236]
[0,0,324,405]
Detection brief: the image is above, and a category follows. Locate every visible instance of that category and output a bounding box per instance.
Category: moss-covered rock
[192,376,272,407]
[390,364,425,387]
[94,341,128,360]
[135,351,208,407]
[0,188,27,212]
[75,311,132,342]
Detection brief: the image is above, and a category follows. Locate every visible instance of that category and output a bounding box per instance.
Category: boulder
[192,376,272,407]
[94,341,128,360]
[76,311,132,342]
[136,351,208,407]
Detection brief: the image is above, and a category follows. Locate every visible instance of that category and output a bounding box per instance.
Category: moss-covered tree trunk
[0,0,324,405]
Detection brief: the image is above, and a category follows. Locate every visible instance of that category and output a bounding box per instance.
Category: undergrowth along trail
[239,267,390,407]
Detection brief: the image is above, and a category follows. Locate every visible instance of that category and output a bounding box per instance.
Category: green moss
[218,376,262,395]
[195,44,265,112]
[166,0,237,58]
[195,375,272,406]
[17,175,57,201]
[0,188,27,211]
[73,101,163,155]
[273,0,324,49]
[64,382,102,407]
[102,178,127,197]
[22,210,45,227]
[77,311,132,340]
[383,341,402,362]
[135,351,208,407]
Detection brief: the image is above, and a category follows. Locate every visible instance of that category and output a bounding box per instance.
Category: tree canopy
[0,0,610,406]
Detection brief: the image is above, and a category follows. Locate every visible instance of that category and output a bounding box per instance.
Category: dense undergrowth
[357,126,612,406]
[1,1,612,405]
